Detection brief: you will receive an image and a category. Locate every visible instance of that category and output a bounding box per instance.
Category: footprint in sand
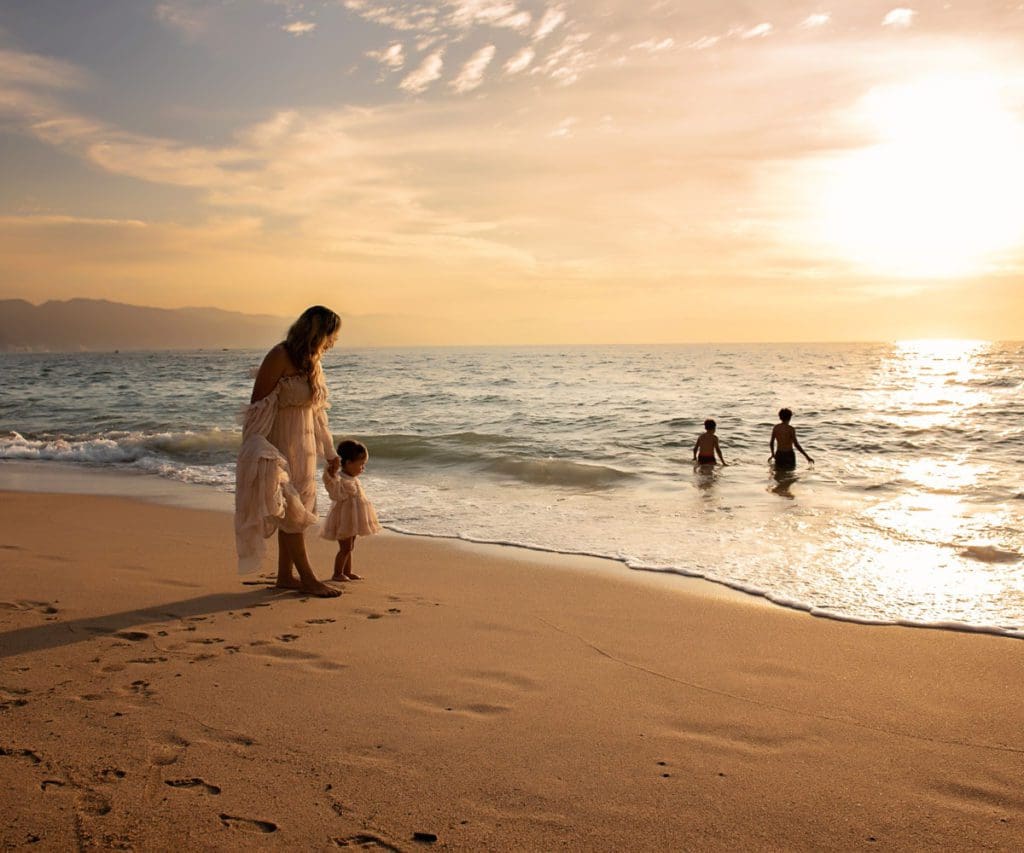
[0,687,30,712]
[77,789,111,816]
[0,599,59,615]
[0,747,42,764]
[219,814,277,833]
[165,777,221,795]
[114,631,150,642]
[276,634,300,643]
[129,680,154,698]
[333,834,402,850]
[306,618,336,625]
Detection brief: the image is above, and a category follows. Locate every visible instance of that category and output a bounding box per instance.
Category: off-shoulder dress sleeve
[233,387,318,574]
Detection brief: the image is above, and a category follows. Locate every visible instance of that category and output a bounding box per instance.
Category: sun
[813,72,1024,277]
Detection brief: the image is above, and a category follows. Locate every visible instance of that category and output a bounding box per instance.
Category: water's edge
[3,458,1020,641]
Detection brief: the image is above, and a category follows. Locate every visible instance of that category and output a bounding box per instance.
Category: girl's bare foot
[343,572,363,580]
[330,574,350,582]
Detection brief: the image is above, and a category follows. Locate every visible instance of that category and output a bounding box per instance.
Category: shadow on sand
[0,586,306,659]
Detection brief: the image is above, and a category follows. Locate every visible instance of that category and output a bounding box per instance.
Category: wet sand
[1,490,1022,850]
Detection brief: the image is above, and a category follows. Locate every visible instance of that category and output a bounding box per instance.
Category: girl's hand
[327,457,340,476]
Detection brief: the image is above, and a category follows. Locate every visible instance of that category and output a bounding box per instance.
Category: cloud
[882,8,916,28]
[282,21,317,35]
[399,49,445,93]
[548,116,577,138]
[342,0,439,32]
[631,38,674,54]
[154,1,212,39]
[343,0,531,34]
[533,31,594,85]
[738,23,773,39]
[0,47,87,91]
[451,44,496,93]
[443,0,531,32]
[688,35,720,51]
[534,6,565,41]
[800,13,831,29]
[504,46,534,75]
[368,42,406,70]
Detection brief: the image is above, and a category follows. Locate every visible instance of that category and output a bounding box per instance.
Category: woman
[235,305,342,597]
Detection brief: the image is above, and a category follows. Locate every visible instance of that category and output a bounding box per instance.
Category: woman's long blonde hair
[284,306,341,407]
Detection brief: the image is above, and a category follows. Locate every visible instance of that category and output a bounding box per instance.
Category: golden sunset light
[2,1,1023,343]
[815,71,1024,278]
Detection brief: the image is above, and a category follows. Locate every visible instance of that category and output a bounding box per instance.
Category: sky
[1,0,1024,345]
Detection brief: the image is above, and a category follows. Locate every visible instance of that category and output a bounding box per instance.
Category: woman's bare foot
[343,572,363,580]
[301,580,342,598]
[275,577,304,590]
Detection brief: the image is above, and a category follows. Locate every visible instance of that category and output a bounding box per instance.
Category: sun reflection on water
[835,338,1018,623]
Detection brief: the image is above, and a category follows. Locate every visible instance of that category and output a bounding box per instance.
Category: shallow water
[2,341,1022,635]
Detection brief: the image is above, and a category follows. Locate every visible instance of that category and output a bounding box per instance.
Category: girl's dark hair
[779,408,793,422]
[704,419,716,431]
[337,439,368,463]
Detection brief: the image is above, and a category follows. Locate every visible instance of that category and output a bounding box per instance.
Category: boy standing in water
[770,408,813,469]
[693,419,727,466]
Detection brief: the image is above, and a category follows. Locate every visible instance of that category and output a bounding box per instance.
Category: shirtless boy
[770,408,813,469]
[693,419,727,466]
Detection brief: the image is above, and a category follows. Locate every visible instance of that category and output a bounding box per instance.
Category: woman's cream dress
[234,374,337,573]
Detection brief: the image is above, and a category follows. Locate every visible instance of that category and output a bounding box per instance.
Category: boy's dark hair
[704,419,716,431]
[778,408,793,423]
[337,439,368,462]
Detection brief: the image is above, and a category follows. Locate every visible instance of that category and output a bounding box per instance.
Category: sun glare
[815,72,1024,277]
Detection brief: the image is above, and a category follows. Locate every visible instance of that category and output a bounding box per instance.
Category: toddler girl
[322,439,381,581]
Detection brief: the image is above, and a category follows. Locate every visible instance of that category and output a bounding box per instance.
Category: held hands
[327,457,341,476]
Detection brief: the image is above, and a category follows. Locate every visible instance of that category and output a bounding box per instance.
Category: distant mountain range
[0,299,295,352]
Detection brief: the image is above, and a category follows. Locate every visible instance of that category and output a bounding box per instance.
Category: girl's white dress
[322,471,382,540]
[234,373,338,573]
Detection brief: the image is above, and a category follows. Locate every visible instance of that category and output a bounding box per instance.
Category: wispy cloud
[447,0,531,31]
[548,116,576,138]
[631,38,674,54]
[400,49,444,93]
[688,35,720,51]
[367,42,405,71]
[504,46,534,75]
[882,8,916,28]
[800,13,831,29]
[0,47,90,131]
[154,1,212,39]
[0,50,83,92]
[533,6,565,41]
[282,21,317,35]
[533,31,593,85]
[342,0,438,32]
[451,44,496,93]
[738,23,773,40]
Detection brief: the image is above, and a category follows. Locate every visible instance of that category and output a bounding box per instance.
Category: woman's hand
[327,457,341,476]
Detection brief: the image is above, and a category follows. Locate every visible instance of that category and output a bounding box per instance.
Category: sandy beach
[2,489,1023,851]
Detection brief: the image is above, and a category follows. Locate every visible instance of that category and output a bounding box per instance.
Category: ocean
[2,341,1022,637]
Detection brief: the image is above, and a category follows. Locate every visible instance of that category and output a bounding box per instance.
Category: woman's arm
[315,407,340,475]
[250,345,288,403]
